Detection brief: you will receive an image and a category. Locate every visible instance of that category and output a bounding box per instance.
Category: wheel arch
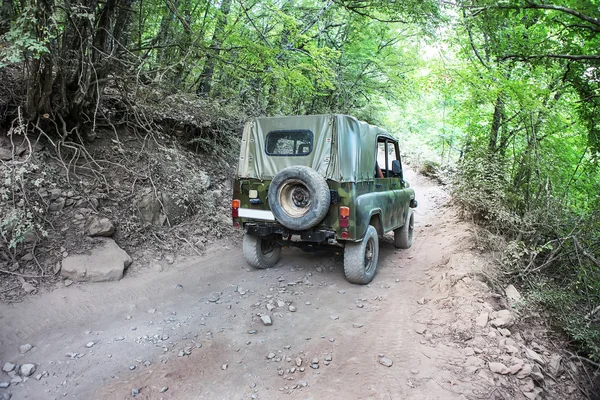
[355,207,382,240]
[369,213,384,237]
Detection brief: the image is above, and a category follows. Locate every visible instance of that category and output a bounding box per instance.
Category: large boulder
[61,238,132,282]
[136,189,186,226]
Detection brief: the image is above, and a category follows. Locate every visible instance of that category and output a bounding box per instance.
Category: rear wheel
[243,234,281,269]
[394,208,414,249]
[344,225,379,284]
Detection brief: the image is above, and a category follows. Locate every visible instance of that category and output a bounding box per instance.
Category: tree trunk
[196,0,232,96]
[25,0,54,118]
[488,94,504,154]
[156,0,177,66]
[0,0,14,35]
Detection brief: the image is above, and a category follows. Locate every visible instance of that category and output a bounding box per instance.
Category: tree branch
[522,1,600,30]
[573,237,600,269]
[501,54,600,62]
[332,0,407,23]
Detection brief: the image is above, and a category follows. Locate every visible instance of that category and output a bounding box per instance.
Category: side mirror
[392,160,402,176]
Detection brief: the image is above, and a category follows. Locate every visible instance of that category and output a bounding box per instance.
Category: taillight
[232,199,240,219]
[339,206,350,228]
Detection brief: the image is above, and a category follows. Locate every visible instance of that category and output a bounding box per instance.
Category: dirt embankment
[0,128,238,302]
[0,167,586,400]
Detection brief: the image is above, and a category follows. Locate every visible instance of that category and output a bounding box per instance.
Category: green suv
[232,114,417,284]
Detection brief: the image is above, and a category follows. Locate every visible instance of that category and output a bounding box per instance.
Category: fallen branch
[569,355,600,369]
[174,233,202,256]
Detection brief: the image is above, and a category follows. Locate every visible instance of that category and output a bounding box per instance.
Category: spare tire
[268,166,330,230]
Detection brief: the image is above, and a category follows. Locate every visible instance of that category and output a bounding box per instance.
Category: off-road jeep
[232,114,417,284]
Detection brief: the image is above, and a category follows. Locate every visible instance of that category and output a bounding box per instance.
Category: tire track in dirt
[0,252,240,351]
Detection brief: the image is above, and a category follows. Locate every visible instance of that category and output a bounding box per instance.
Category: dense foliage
[1,0,599,366]
[432,0,600,362]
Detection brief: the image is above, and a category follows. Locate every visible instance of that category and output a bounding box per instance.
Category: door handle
[376,183,382,188]
[391,182,397,186]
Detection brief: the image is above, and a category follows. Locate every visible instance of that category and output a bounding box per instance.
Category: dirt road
[0,171,571,400]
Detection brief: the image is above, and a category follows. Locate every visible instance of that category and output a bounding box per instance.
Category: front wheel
[394,208,414,249]
[344,225,380,284]
[243,234,281,269]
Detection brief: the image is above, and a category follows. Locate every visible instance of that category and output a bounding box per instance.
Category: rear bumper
[245,223,336,243]
[238,208,276,221]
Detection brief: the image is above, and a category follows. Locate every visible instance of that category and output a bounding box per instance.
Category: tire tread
[243,234,281,269]
[344,225,379,284]
[394,208,414,249]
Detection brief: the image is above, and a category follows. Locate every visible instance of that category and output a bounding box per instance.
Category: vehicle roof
[254,114,396,141]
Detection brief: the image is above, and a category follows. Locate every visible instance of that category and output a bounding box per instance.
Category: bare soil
[0,170,583,400]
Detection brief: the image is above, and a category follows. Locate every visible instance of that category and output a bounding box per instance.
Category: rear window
[265,130,313,156]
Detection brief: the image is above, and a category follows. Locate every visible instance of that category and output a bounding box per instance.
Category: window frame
[376,136,400,178]
[265,129,314,157]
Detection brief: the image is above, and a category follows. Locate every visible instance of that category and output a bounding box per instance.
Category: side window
[265,130,313,156]
[376,138,400,178]
[377,142,386,175]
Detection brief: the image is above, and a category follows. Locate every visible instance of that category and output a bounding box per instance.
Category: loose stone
[2,363,15,373]
[20,364,36,377]
[489,362,510,375]
[261,315,273,326]
[379,357,393,367]
[19,344,33,354]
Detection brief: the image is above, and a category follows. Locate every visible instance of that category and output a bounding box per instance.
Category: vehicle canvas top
[237,114,393,183]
